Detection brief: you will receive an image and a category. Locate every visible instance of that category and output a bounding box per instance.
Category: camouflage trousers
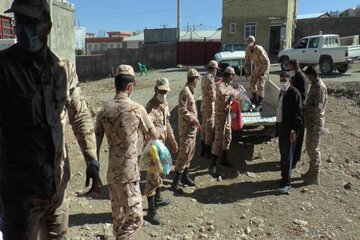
[174,134,197,173]
[212,114,232,156]
[250,66,269,98]
[108,181,143,240]
[305,127,321,171]
[1,190,69,239]
[144,172,164,197]
[201,110,215,145]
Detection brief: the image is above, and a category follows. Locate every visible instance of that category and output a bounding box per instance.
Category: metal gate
[177,41,221,66]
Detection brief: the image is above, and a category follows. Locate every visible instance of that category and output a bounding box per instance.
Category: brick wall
[295,17,360,44]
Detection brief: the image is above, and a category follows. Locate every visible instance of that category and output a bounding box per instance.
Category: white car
[278,34,360,74]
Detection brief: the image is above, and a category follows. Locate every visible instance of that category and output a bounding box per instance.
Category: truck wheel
[320,57,334,75]
[337,64,348,74]
[280,57,289,71]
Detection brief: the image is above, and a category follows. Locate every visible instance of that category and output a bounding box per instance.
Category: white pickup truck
[278,34,360,74]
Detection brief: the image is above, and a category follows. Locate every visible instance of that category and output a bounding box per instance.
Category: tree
[75,48,84,55]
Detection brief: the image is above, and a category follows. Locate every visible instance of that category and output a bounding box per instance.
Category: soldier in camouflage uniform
[200,60,219,159]
[245,36,270,111]
[0,0,101,238]
[302,66,328,185]
[210,67,237,177]
[96,65,160,239]
[171,69,202,194]
[143,78,178,225]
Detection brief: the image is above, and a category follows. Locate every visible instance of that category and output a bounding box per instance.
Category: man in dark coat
[276,72,303,194]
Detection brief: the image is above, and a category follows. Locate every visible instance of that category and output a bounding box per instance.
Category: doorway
[269,25,281,55]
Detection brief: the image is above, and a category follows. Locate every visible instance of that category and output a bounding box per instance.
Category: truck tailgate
[243,111,277,126]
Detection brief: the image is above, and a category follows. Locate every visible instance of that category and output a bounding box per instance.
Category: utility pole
[177,0,181,42]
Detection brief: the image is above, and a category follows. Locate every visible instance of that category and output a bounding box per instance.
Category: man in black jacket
[288,59,308,169]
[276,72,303,194]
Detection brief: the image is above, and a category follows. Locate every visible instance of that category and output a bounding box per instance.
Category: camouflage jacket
[304,78,328,130]
[245,45,270,73]
[215,81,234,117]
[178,84,198,137]
[95,93,156,183]
[145,95,175,143]
[200,72,216,118]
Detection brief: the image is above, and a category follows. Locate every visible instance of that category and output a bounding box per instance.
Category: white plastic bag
[236,85,252,112]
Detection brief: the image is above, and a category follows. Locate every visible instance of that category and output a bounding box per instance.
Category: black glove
[85,160,102,195]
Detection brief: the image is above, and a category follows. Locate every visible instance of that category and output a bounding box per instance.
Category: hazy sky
[71,0,360,34]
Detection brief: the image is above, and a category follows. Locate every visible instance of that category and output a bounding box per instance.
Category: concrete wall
[222,0,296,52]
[50,1,75,65]
[76,42,177,81]
[295,17,360,43]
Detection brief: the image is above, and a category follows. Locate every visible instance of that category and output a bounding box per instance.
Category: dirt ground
[65,66,360,240]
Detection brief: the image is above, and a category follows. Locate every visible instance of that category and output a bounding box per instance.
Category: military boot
[205,145,212,159]
[181,168,196,187]
[208,155,221,178]
[303,171,320,185]
[200,140,206,157]
[220,150,234,168]
[155,188,171,208]
[301,166,317,179]
[144,196,161,225]
[251,93,258,105]
[171,172,184,194]
[253,96,263,112]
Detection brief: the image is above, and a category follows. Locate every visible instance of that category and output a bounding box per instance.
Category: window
[244,23,256,38]
[229,23,236,34]
[294,38,308,49]
[88,44,92,51]
[308,37,320,48]
[0,17,15,39]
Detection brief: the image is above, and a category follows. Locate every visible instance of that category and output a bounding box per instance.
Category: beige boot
[301,166,317,179]
[303,171,320,185]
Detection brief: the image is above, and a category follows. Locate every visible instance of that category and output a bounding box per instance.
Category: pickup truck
[278,34,360,74]
[213,51,279,140]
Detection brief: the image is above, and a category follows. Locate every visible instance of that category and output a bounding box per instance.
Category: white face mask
[157,93,167,103]
[281,81,290,91]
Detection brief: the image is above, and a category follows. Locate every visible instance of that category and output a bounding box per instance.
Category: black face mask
[15,19,48,53]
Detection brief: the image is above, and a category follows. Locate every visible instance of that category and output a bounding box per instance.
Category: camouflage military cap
[5,0,50,19]
[155,77,171,92]
[187,68,200,78]
[116,64,135,77]
[208,60,220,69]
[225,66,235,75]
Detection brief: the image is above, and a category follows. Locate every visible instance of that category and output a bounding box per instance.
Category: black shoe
[220,150,233,168]
[171,172,184,194]
[155,188,171,208]
[181,168,196,187]
[144,196,161,225]
[200,140,206,157]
